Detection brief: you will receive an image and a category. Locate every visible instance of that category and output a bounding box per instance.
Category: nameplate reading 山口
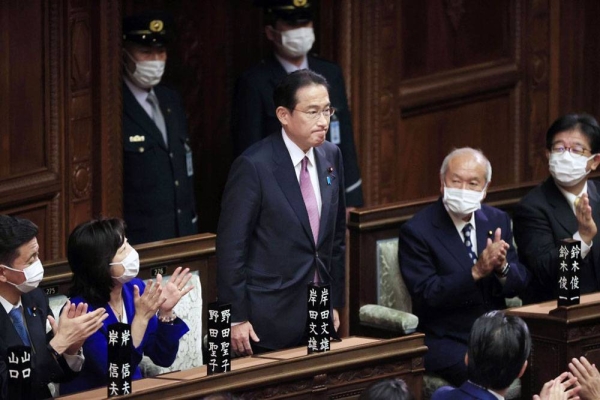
[557,238,581,307]
[207,302,231,375]
[307,283,331,354]
[107,322,133,397]
[6,346,32,399]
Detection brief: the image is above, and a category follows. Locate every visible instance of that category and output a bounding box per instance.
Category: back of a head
[67,218,126,304]
[358,378,414,400]
[273,69,329,110]
[255,0,313,26]
[546,113,600,154]
[467,310,531,391]
[0,215,38,266]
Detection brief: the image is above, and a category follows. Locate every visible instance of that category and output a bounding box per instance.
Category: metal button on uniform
[169,152,174,158]
[177,209,181,214]
[139,147,144,153]
[315,252,319,258]
[175,180,179,187]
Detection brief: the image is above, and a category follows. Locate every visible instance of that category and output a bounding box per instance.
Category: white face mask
[124,51,165,89]
[110,248,140,284]
[549,152,595,187]
[279,27,315,58]
[443,185,486,219]
[2,260,44,293]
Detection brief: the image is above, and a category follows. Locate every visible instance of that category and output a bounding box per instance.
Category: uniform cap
[123,11,174,47]
[255,0,313,25]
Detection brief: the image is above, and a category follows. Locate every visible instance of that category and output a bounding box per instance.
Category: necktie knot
[9,307,30,346]
[301,156,308,171]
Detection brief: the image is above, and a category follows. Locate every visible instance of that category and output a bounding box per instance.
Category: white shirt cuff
[63,351,85,372]
[574,231,593,258]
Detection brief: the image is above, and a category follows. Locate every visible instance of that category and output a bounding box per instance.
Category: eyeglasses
[293,107,336,120]
[551,145,591,157]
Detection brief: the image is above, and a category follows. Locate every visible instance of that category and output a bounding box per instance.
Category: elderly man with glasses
[514,113,600,304]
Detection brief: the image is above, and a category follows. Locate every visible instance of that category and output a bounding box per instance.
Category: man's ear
[590,154,600,171]
[265,25,277,43]
[276,106,289,126]
[464,353,469,366]
[518,360,528,378]
[0,266,8,283]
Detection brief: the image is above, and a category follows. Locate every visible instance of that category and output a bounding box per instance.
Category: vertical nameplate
[6,346,32,399]
[557,239,581,307]
[307,283,331,354]
[207,302,231,375]
[107,323,132,397]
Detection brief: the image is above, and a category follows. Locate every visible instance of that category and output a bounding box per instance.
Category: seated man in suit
[0,215,107,398]
[399,147,529,386]
[432,311,579,400]
[513,113,600,303]
[218,69,346,355]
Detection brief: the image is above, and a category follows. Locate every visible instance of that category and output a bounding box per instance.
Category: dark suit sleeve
[398,222,479,309]
[232,74,267,157]
[328,67,363,207]
[499,212,530,296]
[217,155,262,321]
[513,198,562,295]
[330,147,347,308]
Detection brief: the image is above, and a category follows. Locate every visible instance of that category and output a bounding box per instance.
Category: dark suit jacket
[398,199,529,372]
[0,289,77,399]
[513,177,600,303]
[217,132,346,350]
[232,54,363,206]
[123,82,198,244]
[60,278,189,395]
[432,382,500,400]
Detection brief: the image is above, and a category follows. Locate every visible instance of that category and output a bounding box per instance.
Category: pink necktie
[300,157,320,244]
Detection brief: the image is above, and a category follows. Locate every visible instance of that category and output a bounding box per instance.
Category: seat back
[139,271,203,376]
[376,238,412,312]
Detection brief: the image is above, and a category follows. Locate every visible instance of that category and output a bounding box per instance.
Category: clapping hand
[157,266,193,315]
[48,300,108,355]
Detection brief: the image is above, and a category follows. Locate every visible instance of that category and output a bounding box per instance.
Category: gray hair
[439,147,492,183]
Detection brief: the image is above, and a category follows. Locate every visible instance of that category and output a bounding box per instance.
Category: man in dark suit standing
[514,113,600,304]
[122,12,198,244]
[232,0,363,208]
[217,69,346,355]
[0,215,107,399]
[399,148,529,387]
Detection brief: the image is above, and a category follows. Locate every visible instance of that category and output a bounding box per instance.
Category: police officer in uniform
[232,0,364,207]
[122,12,198,244]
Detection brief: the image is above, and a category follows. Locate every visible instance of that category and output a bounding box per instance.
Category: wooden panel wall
[4,1,600,259]
[0,0,121,260]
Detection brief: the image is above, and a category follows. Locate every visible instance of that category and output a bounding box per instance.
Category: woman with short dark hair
[60,218,192,394]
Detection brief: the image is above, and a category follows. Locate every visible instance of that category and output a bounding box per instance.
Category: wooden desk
[506,292,600,399]
[59,335,427,400]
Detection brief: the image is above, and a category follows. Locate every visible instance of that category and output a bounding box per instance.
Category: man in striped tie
[0,215,108,399]
[217,69,346,355]
[398,148,529,387]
